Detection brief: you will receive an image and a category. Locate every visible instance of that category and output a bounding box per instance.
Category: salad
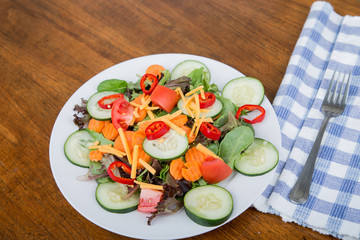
[64,59,279,227]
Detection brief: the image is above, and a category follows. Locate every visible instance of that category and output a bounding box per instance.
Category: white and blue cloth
[253,2,360,239]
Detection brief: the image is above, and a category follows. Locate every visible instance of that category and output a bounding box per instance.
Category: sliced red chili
[107,161,135,185]
[97,93,124,109]
[145,121,170,140]
[198,92,216,109]
[140,73,158,95]
[199,122,221,140]
[235,104,265,124]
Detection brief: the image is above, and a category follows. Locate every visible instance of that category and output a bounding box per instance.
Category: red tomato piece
[145,121,170,140]
[201,157,233,184]
[137,188,163,213]
[198,92,216,109]
[150,85,178,113]
[111,98,134,130]
[199,122,221,140]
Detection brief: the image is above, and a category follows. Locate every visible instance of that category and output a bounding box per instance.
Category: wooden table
[1,0,359,239]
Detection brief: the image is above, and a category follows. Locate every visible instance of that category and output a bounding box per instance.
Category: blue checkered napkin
[252,2,360,239]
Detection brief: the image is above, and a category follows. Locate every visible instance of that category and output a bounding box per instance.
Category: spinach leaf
[213,95,237,128]
[187,67,204,90]
[219,126,254,169]
[97,79,128,93]
[86,129,114,145]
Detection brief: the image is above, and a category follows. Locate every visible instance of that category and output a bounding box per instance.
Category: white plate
[49,53,281,239]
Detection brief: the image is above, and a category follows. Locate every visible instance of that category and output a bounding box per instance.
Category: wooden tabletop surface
[1,0,360,239]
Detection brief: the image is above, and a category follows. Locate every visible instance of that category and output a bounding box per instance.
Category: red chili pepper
[140,73,158,95]
[97,93,124,109]
[145,121,170,140]
[198,92,216,109]
[107,161,135,185]
[199,122,221,140]
[235,104,265,124]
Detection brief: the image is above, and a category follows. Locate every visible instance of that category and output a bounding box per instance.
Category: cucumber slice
[222,77,264,107]
[184,185,233,227]
[64,130,95,167]
[142,129,188,161]
[171,60,210,80]
[87,91,129,120]
[177,98,223,118]
[96,182,139,213]
[234,138,279,176]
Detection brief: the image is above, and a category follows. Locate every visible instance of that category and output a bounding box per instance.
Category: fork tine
[336,72,346,104]
[325,70,336,102]
[332,71,340,104]
[341,71,352,105]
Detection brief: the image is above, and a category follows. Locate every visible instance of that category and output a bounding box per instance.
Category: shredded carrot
[114,131,134,153]
[185,147,206,164]
[89,150,103,162]
[170,114,188,127]
[170,158,185,180]
[101,123,119,141]
[87,119,109,133]
[146,64,165,79]
[131,94,147,123]
[181,162,202,182]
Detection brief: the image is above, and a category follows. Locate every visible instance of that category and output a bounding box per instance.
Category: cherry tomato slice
[140,73,158,95]
[145,121,170,140]
[97,93,124,109]
[198,92,216,109]
[199,122,221,140]
[137,188,163,213]
[111,98,134,130]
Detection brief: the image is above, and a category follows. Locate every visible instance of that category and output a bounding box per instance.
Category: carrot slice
[170,158,185,180]
[101,123,119,141]
[146,64,165,79]
[170,114,188,127]
[89,150,103,162]
[114,131,134,152]
[182,162,202,182]
[87,119,109,133]
[137,121,152,133]
[132,130,146,146]
[137,147,151,169]
[185,147,206,164]
[180,125,196,144]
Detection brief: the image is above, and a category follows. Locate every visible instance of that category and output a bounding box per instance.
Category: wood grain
[1,0,359,239]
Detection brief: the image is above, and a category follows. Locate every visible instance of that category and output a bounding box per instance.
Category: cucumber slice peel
[184,185,233,227]
[234,138,279,176]
[64,130,95,167]
[171,60,211,81]
[96,182,139,213]
[222,77,264,107]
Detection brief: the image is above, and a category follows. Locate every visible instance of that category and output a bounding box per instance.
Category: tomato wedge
[145,121,170,140]
[137,188,163,213]
[198,92,216,109]
[150,85,178,113]
[201,157,233,184]
[199,122,221,140]
[111,98,134,130]
[97,93,124,109]
[140,73,158,95]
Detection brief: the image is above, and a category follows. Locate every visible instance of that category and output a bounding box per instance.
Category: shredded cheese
[88,141,100,149]
[196,143,222,160]
[163,119,186,136]
[134,180,164,191]
[146,109,156,120]
[139,158,156,175]
[200,88,206,99]
[131,145,139,179]
[140,97,151,110]
[176,87,187,103]
[133,107,140,118]
[96,145,126,159]
[129,102,142,108]
[117,128,132,164]
[185,85,204,97]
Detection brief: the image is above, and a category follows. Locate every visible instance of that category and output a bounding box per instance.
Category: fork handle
[289,115,331,204]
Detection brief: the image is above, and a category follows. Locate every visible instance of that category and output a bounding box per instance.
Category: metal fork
[289,70,352,204]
